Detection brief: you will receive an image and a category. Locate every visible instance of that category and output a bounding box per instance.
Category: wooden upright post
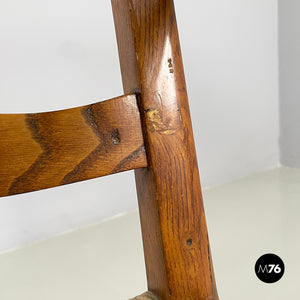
[112,1,219,299]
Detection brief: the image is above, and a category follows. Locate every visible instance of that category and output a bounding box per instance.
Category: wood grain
[112,0,219,299]
[0,94,147,197]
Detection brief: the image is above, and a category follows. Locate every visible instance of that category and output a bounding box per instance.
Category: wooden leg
[112,0,219,299]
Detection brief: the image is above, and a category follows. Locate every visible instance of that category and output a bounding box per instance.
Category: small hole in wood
[111,129,121,145]
[186,238,193,246]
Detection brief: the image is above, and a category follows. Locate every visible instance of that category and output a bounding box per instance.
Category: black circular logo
[255,253,285,283]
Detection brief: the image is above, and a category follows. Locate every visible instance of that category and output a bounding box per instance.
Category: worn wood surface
[0,94,147,197]
[112,0,219,299]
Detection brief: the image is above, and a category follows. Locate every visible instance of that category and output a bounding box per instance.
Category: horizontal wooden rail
[0,94,147,197]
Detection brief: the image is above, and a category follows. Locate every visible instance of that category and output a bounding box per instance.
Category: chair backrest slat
[0,94,146,197]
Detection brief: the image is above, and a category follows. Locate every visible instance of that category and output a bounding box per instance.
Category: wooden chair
[0,1,219,299]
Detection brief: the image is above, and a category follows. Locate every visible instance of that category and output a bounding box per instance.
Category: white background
[0,0,279,252]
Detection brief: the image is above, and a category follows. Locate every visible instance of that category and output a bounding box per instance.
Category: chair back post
[112,0,219,299]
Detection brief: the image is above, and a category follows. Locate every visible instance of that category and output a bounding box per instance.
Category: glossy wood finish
[0,94,146,197]
[112,0,219,299]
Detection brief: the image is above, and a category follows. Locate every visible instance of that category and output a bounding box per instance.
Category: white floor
[0,167,299,300]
